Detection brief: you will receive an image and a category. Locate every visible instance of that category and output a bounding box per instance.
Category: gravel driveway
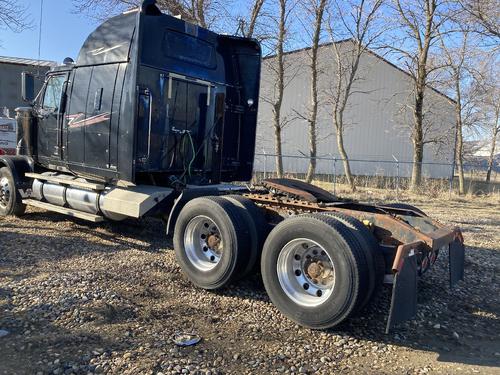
[1,198,499,375]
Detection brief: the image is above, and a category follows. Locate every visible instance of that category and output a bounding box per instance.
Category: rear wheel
[0,167,26,217]
[261,214,369,329]
[173,196,251,289]
[322,212,385,310]
[222,195,269,276]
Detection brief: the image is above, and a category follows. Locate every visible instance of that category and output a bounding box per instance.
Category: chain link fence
[252,153,500,199]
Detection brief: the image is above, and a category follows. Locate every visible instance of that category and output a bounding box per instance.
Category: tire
[0,167,26,217]
[321,212,385,310]
[173,196,251,290]
[382,203,426,216]
[261,214,370,329]
[222,195,270,276]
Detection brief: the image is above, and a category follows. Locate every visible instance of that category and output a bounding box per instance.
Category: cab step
[25,173,105,191]
[22,199,105,223]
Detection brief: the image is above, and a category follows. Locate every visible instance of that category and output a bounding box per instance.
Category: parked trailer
[0,0,464,332]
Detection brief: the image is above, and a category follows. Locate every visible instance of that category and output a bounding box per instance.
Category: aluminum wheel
[184,215,224,271]
[277,238,335,307]
[0,176,11,209]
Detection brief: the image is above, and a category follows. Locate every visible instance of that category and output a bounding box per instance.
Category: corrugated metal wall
[0,63,51,117]
[256,42,455,178]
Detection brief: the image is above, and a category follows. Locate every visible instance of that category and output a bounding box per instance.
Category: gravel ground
[1,198,499,375]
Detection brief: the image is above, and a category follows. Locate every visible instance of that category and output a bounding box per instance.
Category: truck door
[37,74,67,161]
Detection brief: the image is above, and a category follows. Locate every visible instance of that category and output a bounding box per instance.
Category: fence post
[392,155,399,202]
[448,162,454,199]
[263,151,267,180]
[333,158,337,196]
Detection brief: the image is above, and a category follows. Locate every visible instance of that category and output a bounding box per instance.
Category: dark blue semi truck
[0,0,464,332]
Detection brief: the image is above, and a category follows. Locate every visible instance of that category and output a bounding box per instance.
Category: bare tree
[326,0,384,192]
[457,0,500,39]
[485,109,500,182]
[295,0,329,183]
[73,0,226,27]
[438,29,475,194]
[481,74,500,182]
[261,0,296,177]
[388,0,456,191]
[237,0,265,38]
[0,0,32,44]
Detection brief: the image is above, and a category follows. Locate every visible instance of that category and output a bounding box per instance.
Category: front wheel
[0,167,26,217]
[261,214,369,329]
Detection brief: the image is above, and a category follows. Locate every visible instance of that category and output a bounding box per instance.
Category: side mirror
[22,72,35,102]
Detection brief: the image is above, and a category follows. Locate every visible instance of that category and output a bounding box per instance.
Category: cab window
[42,75,66,111]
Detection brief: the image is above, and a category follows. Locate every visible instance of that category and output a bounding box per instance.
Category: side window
[42,75,65,111]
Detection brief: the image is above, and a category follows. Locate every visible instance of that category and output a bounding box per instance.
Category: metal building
[0,56,56,117]
[256,41,456,178]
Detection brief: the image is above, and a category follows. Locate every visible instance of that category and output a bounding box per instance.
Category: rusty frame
[245,193,460,252]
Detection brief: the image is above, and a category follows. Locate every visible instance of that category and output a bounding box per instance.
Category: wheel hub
[207,234,221,252]
[184,215,224,271]
[0,177,10,208]
[306,260,333,285]
[277,238,336,307]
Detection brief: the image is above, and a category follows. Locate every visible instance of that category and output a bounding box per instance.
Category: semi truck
[0,0,464,332]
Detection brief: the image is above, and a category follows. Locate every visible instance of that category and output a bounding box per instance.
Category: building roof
[263,40,456,104]
[0,56,57,68]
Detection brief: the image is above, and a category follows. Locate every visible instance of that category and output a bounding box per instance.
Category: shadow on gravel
[2,212,499,371]
[217,247,500,369]
[0,303,130,375]
[0,214,172,268]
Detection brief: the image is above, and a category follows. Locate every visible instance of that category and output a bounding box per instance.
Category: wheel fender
[166,187,220,236]
[0,155,34,194]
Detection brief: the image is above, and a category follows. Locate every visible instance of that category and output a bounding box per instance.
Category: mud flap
[386,253,418,333]
[449,239,465,288]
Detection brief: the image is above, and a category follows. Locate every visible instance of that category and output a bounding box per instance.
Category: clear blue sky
[0,0,97,63]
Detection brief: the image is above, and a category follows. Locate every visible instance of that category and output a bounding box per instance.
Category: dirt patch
[1,198,499,374]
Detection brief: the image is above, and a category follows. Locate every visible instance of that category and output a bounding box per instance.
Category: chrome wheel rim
[184,215,223,271]
[0,176,11,209]
[277,238,335,307]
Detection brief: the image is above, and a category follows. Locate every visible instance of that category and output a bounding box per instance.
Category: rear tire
[0,167,26,217]
[222,195,269,276]
[173,196,251,290]
[261,214,369,329]
[322,212,385,310]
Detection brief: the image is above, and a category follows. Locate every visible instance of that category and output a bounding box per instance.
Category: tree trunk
[305,0,326,183]
[455,123,465,195]
[454,81,465,195]
[410,86,425,191]
[336,127,356,192]
[273,109,284,177]
[485,121,499,182]
[271,0,286,178]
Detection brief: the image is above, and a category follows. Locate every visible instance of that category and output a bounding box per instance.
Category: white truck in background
[0,110,16,156]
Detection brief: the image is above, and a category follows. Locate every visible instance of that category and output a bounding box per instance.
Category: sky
[0,0,98,63]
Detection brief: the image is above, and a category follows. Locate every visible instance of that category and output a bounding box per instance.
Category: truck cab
[20,2,261,187]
